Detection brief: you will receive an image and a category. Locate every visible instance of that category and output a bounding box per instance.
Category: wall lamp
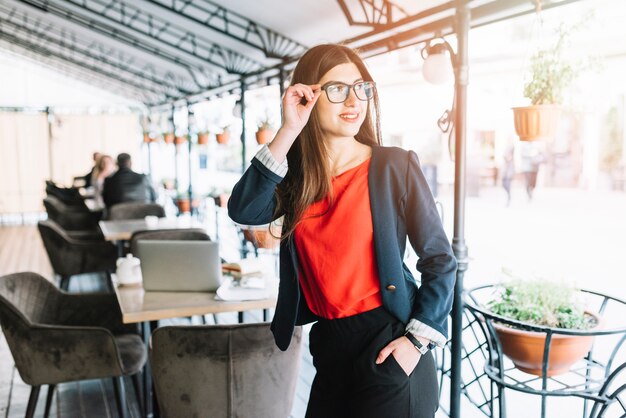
[421,38,456,134]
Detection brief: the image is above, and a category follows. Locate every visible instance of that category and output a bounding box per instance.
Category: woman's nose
[344,88,358,106]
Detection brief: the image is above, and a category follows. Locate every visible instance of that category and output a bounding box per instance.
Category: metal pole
[450,1,470,417]
[171,106,178,193]
[45,107,54,181]
[240,80,247,174]
[187,103,194,214]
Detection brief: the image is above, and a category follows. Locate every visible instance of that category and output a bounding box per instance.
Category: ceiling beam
[19,0,266,75]
[144,0,307,60]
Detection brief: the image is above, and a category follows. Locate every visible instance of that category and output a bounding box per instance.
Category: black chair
[150,323,302,418]
[0,272,145,418]
[108,202,165,220]
[38,220,117,290]
[43,195,101,233]
[45,180,85,207]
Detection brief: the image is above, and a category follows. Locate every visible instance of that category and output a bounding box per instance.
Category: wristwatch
[404,331,435,355]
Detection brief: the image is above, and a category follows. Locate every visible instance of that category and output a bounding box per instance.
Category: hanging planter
[163,132,175,144]
[216,126,230,145]
[513,23,586,142]
[512,105,561,141]
[255,129,273,144]
[174,135,187,145]
[256,116,274,144]
[143,132,152,143]
[197,132,209,145]
[176,198,190,213]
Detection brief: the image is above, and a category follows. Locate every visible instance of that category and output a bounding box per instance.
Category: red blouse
[294,158,383,319]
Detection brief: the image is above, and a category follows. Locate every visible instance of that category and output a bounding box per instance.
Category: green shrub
[487,279,594,330]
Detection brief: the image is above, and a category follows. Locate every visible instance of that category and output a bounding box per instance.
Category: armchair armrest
[56,293,138,335]
[12,325,125,386]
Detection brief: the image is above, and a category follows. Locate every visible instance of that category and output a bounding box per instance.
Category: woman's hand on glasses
[281,83,321,135]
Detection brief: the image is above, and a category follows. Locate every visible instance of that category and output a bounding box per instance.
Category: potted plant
[486,275,601,376]
[174,134,188,145]
[143,131,153,143]
[175,193,190,213]
[197,130,210,145]
[512,24,581,141]
[163,132,175,144]
[216,125,230,145]
[242,223,280,250]
[256,116,274,144]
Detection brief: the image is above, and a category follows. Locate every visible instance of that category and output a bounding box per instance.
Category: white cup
[144,215,159,228]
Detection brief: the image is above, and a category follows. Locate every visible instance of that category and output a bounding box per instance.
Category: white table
[99,217,205,241]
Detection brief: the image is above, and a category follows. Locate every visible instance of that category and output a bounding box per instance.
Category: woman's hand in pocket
[376,336,421,376]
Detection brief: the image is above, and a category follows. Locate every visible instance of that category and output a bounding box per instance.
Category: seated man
[102,153,156,209]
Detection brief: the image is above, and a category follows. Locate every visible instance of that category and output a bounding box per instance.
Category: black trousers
[305,307,439,418]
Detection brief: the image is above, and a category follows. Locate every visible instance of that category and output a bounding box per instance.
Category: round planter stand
[458,285,626,418]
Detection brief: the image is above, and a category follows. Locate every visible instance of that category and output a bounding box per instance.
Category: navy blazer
[228,145,457,351]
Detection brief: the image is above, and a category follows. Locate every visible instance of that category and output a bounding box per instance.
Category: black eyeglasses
[321,80,376,104]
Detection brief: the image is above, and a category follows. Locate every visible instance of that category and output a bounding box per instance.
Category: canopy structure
[1,0,580,108]
[0,1,585,417]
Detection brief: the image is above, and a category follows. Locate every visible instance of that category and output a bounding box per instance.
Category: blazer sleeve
[228,157,285,226]
[404,150,457,340]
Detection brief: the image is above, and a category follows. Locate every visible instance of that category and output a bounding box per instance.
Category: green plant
[487,272,593,330]
[220,124,231,134]
[523,24,583,105]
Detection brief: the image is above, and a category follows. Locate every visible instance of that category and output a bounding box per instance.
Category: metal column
[239,80,247,174]
[450,1,470,417]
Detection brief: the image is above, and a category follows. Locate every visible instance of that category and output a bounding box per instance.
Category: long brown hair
[274,44,382,242]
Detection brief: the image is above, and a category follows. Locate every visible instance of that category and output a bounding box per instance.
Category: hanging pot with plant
[256,117,274,144]
[197,131,209,145]
[216,126,230,145]
[163,132,175,144]
[513,24,584,142]
[174,135,187,145]
[143,132,153,143]
[486,277,602,376]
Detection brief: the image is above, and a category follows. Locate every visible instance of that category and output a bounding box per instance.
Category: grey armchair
[149,323,302,418]
[38,220,117,290]
[43,195,102,233]
[109,202,165,220]
[0,272,145,418]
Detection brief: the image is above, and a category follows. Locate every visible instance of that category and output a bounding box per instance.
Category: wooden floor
[0,224,315,418]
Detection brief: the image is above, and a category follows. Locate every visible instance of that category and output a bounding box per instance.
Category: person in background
[502,144,515,206]
[102,153,156,209]
[228,43,457,418]
[80,151,102,188]
[91,154,116,209]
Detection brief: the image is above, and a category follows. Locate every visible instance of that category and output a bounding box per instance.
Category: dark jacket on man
[228,145,457,351]
[102,167,156,209]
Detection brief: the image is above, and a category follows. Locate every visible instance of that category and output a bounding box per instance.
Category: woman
[91,154,116,208]
[228,44,457,418]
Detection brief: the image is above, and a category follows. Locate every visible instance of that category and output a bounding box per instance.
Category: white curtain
[0,112,140,215]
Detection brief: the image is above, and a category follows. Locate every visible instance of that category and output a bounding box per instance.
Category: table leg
[116,240,125,257]
[263,309,269,322]
[238,312,244,323]
[142,321,155,418]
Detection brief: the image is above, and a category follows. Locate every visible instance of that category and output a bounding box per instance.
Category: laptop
[136,240,223,292]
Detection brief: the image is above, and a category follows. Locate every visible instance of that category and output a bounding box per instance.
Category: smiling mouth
[339,113,359,121]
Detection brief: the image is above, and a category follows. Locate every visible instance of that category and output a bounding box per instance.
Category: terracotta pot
[177,198,190,213]
[213,193,230,208]
[512,105,561,141]
[242,227,280,249]
[163,133,175,144]
[174,135,187,145]
[493,311,601,376]
[255,129,273,144]
[216,132,230,145]
[197,133,209,145]
[143,133,152,143]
